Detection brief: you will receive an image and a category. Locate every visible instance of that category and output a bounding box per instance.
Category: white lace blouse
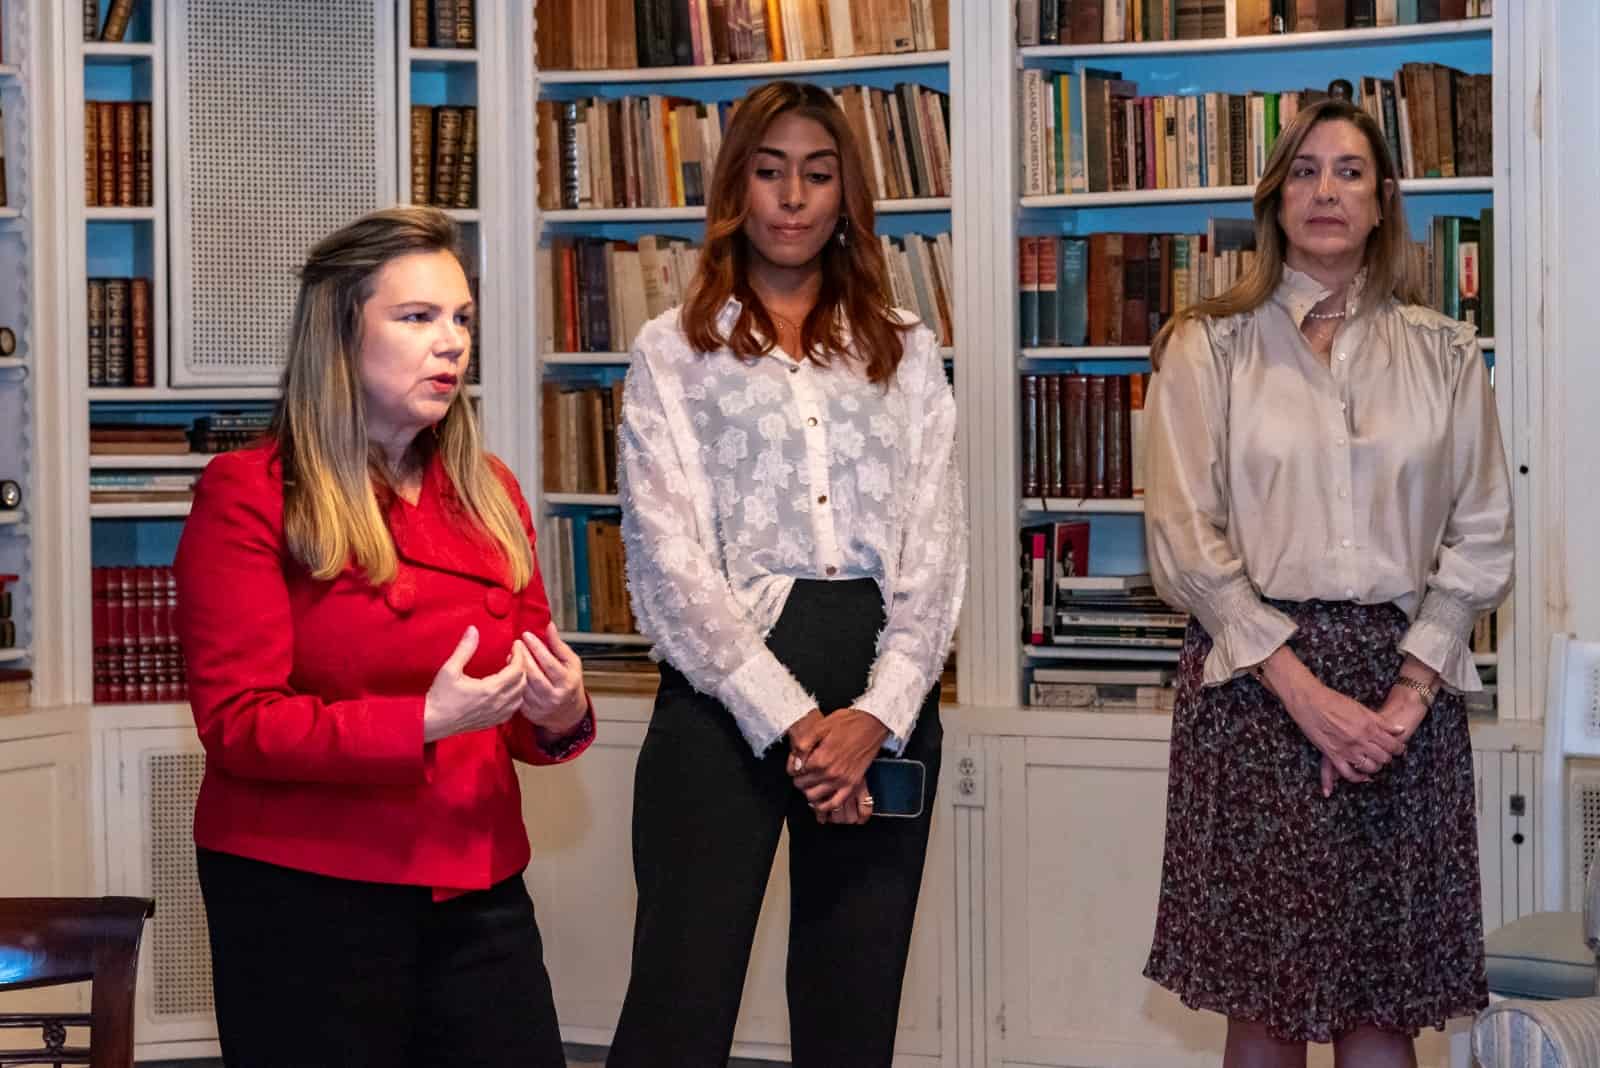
[617,299,967,756]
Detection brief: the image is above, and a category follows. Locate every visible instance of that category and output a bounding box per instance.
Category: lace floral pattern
[618,302,967,756]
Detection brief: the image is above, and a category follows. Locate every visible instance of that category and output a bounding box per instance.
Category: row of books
[535,0,948,71]
[82,0,138,42]
[89,411,272,460]
[83,101,155,208]
[881,233,955,347]
[1020,373,1148,499]
[1018,218,1489,350]
[542,380,625,496]
[407,105,479,211]
[1029,665,1177,711]
[1414,212,1490,332]
[540,236,701,356]
[86,277,154,388]
[1016,0,1490,46]
[1020,65,1489,199]
[1018,226,1251,349]
[92,566,188,705]
[90,471,196,505]
[539,229,951,355]
[408,0,477,49]
[535,83,950,211]
[545,513,637,636]
[1019,519,1188,644]
[1362,66,1493,181]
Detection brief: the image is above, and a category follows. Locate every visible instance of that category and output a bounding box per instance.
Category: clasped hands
[422,621,589,745]
[786,708,890,826]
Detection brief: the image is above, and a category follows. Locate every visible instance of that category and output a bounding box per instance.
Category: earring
[836,219,849,247]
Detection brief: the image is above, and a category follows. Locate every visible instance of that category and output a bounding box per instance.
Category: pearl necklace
[1304,309,1346,321]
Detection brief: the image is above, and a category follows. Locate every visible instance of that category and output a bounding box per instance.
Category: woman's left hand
[1319,685,1430,795]
[789,708,889,815]
[516,622,589,738]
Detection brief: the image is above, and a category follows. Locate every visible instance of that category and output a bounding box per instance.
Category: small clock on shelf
[0,480,19,510]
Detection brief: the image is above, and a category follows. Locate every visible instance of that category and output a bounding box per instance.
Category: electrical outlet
[951,747,983,808]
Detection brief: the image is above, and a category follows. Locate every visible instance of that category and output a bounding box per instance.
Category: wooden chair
[0,898,155,1068]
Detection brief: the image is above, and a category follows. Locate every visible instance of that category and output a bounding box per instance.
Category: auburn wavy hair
[1150,96,1419,370]
[680,80,909,383]
[271,205,533,590]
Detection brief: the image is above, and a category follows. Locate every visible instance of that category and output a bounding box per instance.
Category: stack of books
[1029,663,1176,711]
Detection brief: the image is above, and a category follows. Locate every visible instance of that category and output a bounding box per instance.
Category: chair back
[1543,635,1600,911]
[0,898,155,1068]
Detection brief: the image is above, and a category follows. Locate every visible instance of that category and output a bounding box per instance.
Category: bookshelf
[522,2,958,663]
[999,12,1512,717]
[398,2,487,403]
[0,0,36,687]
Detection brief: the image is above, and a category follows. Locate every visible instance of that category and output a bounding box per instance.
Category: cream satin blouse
[1144,266,1513,692]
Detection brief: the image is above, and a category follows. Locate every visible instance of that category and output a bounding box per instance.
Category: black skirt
[1143,599,1488,1043]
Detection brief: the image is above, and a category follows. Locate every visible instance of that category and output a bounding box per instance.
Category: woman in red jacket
[174,206,593,1068]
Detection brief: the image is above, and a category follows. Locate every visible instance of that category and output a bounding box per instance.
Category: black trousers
[196,848,566,1068]
[607,578,943,1068]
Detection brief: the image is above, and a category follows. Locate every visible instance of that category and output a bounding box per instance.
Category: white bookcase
[0,0,36,674]
[10,1,1552,1064]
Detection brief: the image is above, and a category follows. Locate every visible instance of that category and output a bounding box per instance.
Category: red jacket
[174,443,593,892]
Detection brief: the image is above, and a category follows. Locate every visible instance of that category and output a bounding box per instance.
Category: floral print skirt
[1143,599,1488,1043]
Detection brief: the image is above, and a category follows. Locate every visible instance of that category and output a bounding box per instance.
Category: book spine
[411,0,430,47]
[410,106,433,204]
[85,0,100,42]
[454,106,477,208]
[114,102,135,206]
[96,102,116,206]
[129,277,152,387]
[87,279,107,387]
[135,102,153,206]
[1021,376,1042,497]
[432,0,458,48]
[432,106,462,208]
[455,0,475,46]
[84,102,100,206]
[104,278,130,387]
[101,0,134,42]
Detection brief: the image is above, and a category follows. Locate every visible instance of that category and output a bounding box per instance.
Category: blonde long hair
[272,205,532,589]
[1150,97,1421,370]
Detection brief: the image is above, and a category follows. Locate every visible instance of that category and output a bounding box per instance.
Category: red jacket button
[485,587,513,617]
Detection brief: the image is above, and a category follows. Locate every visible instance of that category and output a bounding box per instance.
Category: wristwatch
[1393,676,1437,709]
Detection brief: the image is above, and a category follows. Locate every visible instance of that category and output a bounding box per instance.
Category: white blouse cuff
[714,650,819,756]
[1399,590,1483,693]
[1197,580,1300,687]
[852,650,928,755]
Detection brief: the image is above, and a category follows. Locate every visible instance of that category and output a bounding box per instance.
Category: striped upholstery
[1473,998,1600,1067]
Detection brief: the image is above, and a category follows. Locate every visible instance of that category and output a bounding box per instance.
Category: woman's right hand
[422,626,526,743]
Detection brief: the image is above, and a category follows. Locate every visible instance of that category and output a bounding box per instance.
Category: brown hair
[680,80,909,383]
[272,205,533,589]
[1149,96,1419,369]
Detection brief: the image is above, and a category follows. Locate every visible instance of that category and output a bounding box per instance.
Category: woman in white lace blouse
[605,82,966,1068]
[1141,98,1512,1067]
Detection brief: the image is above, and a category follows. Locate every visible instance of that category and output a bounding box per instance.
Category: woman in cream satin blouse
[1141,97,1512,1068]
